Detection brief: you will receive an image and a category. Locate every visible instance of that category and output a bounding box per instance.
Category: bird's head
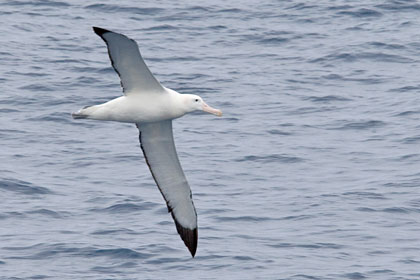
[184,94,222,117]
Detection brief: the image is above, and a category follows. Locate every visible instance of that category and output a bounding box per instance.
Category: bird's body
[72,27,221,257]
[74,88,189,123]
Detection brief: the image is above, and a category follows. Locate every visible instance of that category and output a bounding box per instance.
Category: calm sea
[1,0,420,279]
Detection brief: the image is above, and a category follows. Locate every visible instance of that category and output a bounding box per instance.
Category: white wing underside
[136,120,198,256]
[93,27,164,95]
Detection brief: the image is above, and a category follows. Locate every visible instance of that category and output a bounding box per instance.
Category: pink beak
[202,102,222,117]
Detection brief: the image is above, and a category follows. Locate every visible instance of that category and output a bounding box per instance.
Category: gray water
[1,0,420,279]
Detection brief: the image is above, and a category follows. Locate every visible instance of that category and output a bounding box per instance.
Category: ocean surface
[1,0,420,279]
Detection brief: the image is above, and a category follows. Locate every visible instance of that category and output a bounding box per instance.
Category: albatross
[72,27,222,257]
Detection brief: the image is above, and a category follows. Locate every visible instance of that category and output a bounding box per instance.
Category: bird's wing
[136,120,198,257]
[93,27,164,95]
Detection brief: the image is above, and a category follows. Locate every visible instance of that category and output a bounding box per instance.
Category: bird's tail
[71,106,94,119]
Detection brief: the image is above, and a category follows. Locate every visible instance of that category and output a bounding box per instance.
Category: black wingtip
[172,213,198,257]
[93,26,111,36]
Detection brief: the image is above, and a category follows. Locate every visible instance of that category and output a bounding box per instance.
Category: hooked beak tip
[202,103,222,117]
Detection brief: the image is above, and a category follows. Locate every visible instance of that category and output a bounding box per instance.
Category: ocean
[1,0,420,279]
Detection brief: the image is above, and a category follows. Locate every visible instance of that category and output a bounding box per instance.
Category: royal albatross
[72,27,222,257]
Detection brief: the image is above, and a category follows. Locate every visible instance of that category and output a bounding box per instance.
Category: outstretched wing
[136,120,198,257]
[93,27,164,95]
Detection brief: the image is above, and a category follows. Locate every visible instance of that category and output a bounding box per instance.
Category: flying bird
[72,27,222,257]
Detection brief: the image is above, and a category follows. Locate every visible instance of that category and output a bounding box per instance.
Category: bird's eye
[195,99,199,102]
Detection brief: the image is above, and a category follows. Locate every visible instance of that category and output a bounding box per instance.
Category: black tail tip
[93,26,111,36]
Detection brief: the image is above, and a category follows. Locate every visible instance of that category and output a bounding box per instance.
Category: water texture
[1,0,420,279]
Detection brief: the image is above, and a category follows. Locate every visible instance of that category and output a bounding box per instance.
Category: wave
[329,120,386,130]
[91,202,158,214]
[0,178,52,195]
[5,243,152,260]
[85,4,163,15]
[236,154,304,163]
